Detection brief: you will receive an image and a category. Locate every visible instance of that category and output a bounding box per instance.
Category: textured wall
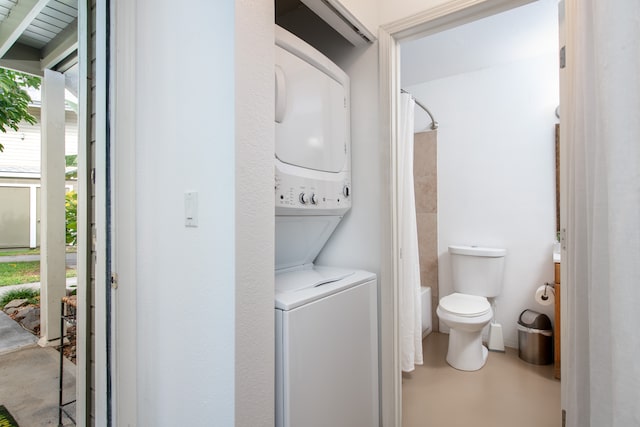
[133,1,237,424]
[234,0,275,426]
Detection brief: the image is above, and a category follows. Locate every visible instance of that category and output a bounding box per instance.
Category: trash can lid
[518,309,552,330]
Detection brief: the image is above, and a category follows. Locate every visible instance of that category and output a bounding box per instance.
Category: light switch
[185,191,198,227]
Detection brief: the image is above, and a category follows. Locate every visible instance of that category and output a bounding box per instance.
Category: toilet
[436,245,506,371]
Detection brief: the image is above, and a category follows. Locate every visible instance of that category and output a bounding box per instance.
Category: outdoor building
[0,99,78,249]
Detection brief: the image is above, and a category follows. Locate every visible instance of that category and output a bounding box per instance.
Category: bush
[0,287,40,309]
[65,190,77,245]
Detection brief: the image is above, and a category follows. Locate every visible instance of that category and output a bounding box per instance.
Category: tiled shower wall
[413,130,439,332]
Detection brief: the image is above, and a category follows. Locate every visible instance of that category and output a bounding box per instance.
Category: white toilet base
[445,328,489,371]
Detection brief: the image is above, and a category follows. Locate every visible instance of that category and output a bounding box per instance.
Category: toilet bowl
[437,293,493,371]
[437,245,506,371]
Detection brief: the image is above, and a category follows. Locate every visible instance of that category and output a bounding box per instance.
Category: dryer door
[275,45,348,173]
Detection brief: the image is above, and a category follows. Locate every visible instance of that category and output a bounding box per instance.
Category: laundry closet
[273,1,383,426]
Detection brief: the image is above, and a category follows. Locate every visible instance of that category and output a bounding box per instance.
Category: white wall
[315,41,381,275]
[315,47,382,278]
[404,33,559,347]
[234,1,275,426]
[401,0,559,87]
[133,1,237,425]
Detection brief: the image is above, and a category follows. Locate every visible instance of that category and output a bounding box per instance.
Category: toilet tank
[449,245,506,297]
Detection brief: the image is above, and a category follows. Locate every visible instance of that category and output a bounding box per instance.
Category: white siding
[0,107,78,174]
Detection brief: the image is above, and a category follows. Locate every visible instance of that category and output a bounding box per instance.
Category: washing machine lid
[275,266,376,310]
[439,293,491,317]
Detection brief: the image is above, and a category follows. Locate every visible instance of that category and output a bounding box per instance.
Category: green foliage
[65,154,78,179]
[0,287,40,309]
[65,190,78,245]
[0,67,41,152]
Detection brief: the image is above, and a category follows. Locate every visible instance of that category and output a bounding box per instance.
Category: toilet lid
[439,293,491,317]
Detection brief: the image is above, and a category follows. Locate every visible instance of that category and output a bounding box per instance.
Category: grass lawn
[0,246,77,257]
[0,261,77,287]
[0,248,41,257]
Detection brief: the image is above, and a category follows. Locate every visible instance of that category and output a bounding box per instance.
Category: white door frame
[378,1,536,425]
[75,0,90,422]
[108,0,138,424]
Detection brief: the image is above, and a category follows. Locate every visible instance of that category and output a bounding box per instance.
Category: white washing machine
[275,267,378,427]
[273,26,379,427]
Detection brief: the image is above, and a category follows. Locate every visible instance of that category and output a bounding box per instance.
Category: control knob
[299,192,309,205]
[343,185,351,198]
[311,194,318,205]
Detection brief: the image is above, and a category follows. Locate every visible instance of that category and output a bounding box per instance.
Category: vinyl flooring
[402,332,561,427]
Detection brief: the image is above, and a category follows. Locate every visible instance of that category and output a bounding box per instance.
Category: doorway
[378,0,563,425]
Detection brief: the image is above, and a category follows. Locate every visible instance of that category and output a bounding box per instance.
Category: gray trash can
[517,309,553,365]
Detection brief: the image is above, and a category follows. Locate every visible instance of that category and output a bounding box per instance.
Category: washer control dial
[343,185,351,198]
[299,192,309,204]
[311,193,318,205]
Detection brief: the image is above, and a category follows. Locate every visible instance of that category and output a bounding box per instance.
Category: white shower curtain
[398,93,423,372]
[563,1,640,425]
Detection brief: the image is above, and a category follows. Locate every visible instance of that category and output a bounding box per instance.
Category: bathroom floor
[402,332,561,427]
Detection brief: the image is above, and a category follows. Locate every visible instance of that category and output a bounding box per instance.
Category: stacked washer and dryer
[273,26,379,427]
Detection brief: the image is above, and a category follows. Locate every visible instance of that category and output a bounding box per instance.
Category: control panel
[275,168,351,216]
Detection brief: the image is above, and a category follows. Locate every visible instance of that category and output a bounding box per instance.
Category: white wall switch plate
[185,191,198,227]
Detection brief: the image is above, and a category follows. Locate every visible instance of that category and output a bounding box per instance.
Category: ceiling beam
[41,17,78,70]
[0,0,50,58]
[0,42,42,76]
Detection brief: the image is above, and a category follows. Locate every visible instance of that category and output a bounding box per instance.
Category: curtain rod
[401,89,438,130]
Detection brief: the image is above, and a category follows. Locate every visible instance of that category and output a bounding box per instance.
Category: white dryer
[274,24,351,272]
[274,26,379,427]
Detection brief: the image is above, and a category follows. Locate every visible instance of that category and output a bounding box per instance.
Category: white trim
[0,183,40,187]
[378,27,401,427]
[75,0,90,422]
[378,1,538,425]
[557,0,569,414]
[0,173,41,179]
[94,0,109,424]
[111,0,137,424]
[29,185,37,248]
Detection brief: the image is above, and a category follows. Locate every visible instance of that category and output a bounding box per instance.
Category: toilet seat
[439,293,490,317]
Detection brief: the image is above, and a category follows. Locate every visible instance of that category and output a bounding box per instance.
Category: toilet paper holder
[541,283,553,301]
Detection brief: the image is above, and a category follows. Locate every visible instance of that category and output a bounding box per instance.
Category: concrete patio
[0,311,76,426]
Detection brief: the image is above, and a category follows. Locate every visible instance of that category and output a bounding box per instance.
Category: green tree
[66,154,78,179]
[65,190,78,246]
[0,67,41,152]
